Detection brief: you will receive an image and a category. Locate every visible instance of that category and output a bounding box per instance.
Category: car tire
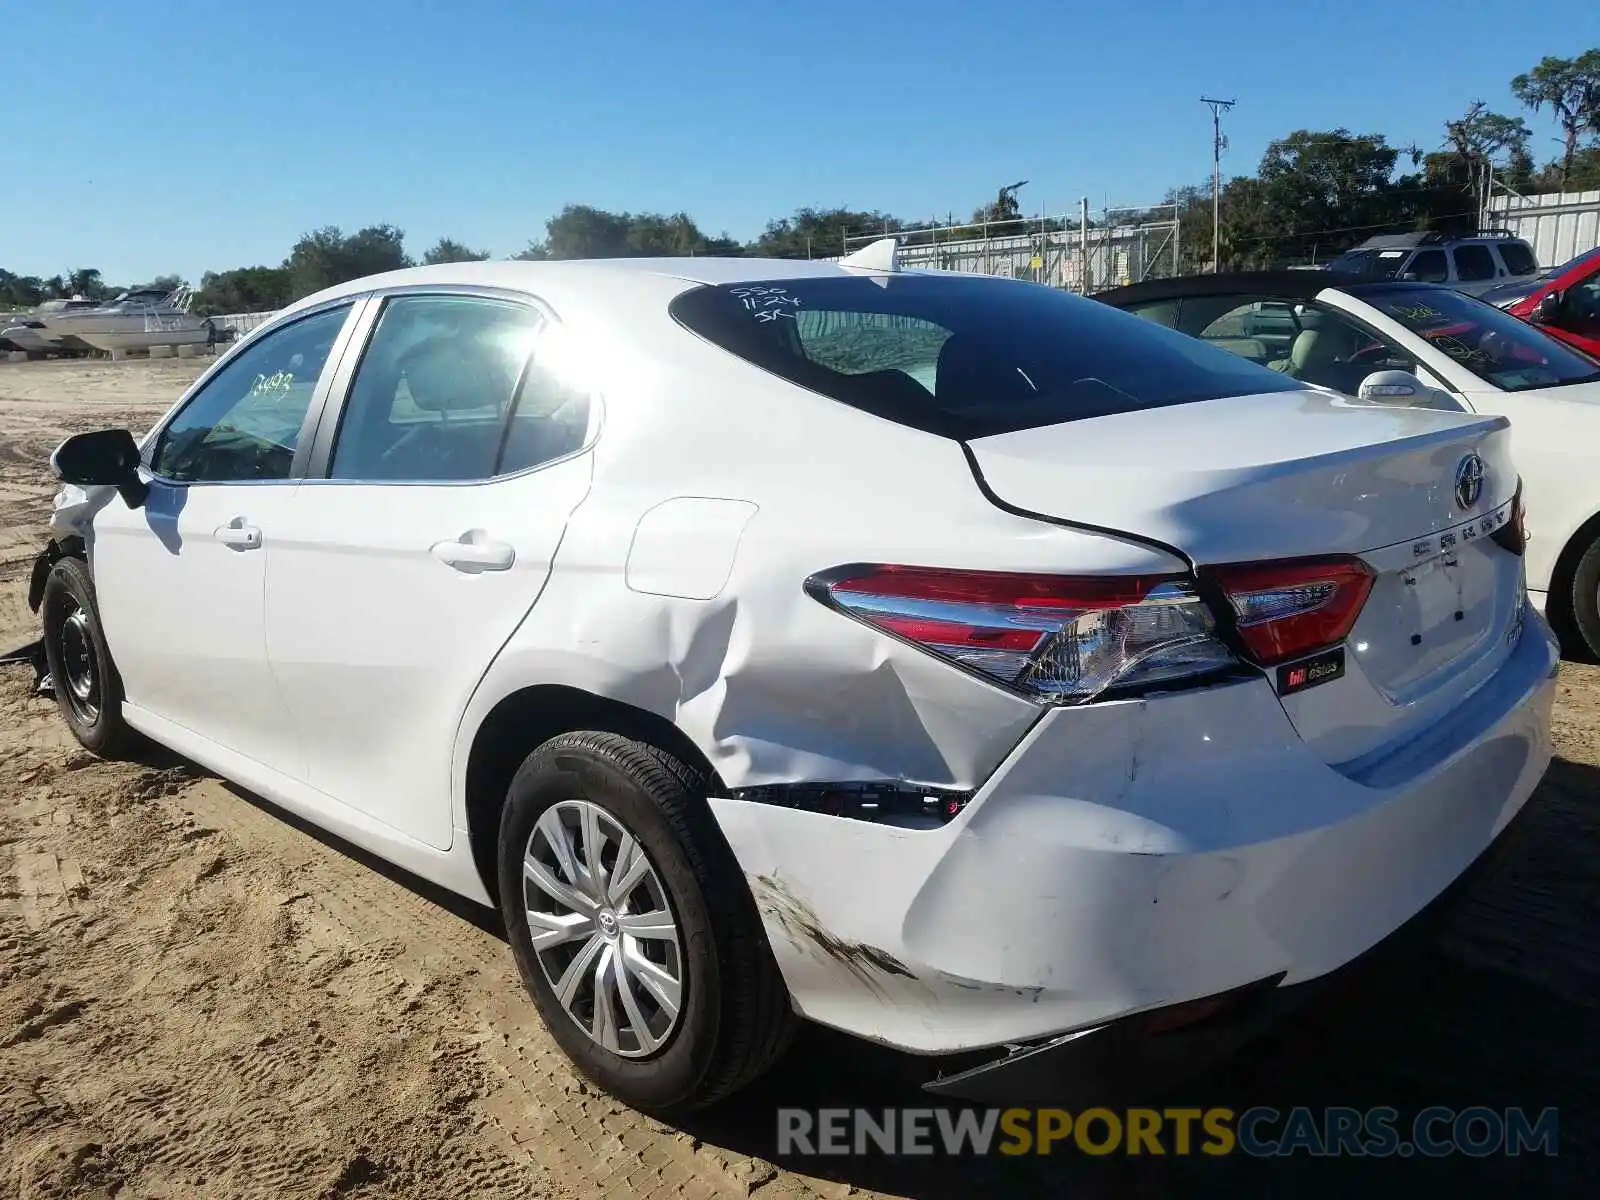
[1567,536,1600,661]
[40,556,136,758]
[497,730,795,1113]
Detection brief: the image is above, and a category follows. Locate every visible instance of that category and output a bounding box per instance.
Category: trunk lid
[965,389,1527,765]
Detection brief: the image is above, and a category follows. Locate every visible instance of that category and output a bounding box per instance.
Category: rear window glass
[1498,241,1537,276]
[669,274,1302,439]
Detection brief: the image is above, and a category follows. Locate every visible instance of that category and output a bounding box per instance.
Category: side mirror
[1357,369,1419,404]
[1530,291,1563,325]
[50,429,148,510]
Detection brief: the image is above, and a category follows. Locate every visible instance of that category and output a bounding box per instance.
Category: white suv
[1325,231,1541,297]
[28,251,1555,1112]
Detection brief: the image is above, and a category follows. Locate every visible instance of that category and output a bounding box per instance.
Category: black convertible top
[1092,271,1512,314]
[1091,270,1365,307]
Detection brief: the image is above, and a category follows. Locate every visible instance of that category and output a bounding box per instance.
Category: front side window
[328,294,584,482]
[150,303,351,482]
[1405,250,1448,283]
[670,275,1301,439]
[1563,269,1600,335]
[1451,245,1497,282]
[1355,283,1600,390]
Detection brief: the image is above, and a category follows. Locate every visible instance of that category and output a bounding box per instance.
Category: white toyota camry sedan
[25,245,1556,1112]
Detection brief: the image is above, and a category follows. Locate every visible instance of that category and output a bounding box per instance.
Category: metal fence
[1484,187,1600,268]
[209,310,277,336]
[831,207,1180,293]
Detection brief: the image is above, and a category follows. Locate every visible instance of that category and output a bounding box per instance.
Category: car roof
[277,256,890,321]
[1342,231,1531,252]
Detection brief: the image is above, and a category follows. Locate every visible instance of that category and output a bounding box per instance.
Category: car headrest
[398,336,514,413]
[936,334,1032,401]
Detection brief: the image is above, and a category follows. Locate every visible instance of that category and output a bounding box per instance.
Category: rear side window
[1498,241,1537,276]
[1452,245,1497,282]
[328,294,589,482]
[1406,249,1448,283]
[669,275,1301,439]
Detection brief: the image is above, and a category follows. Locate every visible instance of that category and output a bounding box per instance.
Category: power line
[1201,97,1236,273]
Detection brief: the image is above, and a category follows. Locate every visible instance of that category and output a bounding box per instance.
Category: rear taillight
[1491,480,1526,556]
[1207,556,1375,666]
[805,565,1237,704]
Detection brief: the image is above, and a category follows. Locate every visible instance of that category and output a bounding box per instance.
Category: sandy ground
[0,359,1595,1199]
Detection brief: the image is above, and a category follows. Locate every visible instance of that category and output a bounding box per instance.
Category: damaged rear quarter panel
[442,301,1202,1051]
[449,326,1188,836]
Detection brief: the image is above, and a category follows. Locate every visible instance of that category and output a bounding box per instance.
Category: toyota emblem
[1454,453,1485,510]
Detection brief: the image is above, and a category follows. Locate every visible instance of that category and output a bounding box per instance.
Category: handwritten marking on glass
[731,286,801,322]
[1387,303,1442,321]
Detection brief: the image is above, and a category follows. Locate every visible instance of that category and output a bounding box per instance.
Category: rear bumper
[710,612,1558,1061]
[920,795,1526,1103]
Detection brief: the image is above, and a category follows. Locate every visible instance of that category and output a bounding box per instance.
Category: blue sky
[3,0,1596,285]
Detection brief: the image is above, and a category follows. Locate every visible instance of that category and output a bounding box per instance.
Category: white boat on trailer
[2,298,104,355]
[37,286,216,354]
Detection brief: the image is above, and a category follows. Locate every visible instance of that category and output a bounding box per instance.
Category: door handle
[431,532,515,573]
[215,518,262,550]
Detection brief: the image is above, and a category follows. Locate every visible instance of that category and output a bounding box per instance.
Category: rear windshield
[669,274,1301,438]
[1353,283,1600,391]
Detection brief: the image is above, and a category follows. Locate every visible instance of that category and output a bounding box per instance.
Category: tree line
[3,49,1595,315]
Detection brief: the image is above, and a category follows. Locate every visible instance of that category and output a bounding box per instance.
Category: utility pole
[1201,97,1235,273]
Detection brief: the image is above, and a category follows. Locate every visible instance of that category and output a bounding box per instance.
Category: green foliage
[193,266,292,315]
[1512,51,1600,185]
[421,238,490,265]
[1531,145,1600,191]
[0,270,48,309]
[525,205,743,259]
[752,208,905,259]
[68,268,110,301]
[284,224,411,299]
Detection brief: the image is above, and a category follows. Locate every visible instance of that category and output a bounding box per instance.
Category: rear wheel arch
[463,684,725,903]
[1546,508,1600,660]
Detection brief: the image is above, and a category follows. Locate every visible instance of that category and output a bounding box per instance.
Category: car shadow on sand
[167,744,1596,1200]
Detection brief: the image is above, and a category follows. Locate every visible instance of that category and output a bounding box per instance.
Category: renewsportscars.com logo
[777,1106,1559,1158]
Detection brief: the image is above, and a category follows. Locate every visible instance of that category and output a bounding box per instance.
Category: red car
[1481,246,1600,358]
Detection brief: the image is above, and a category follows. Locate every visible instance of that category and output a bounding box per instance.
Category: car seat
[1268,319,1365,392]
